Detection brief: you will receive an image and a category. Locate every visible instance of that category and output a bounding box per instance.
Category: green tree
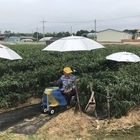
[76,30,89,36]
[33,32,43,40]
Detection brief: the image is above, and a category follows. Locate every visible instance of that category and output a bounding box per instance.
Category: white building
[97,29,132,42]
[5,36,20,42]
[135,29,140,39]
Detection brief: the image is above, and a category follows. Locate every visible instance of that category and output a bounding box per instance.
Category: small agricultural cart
[41,87,67,115]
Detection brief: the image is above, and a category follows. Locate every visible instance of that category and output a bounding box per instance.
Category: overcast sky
[0,0,140,34]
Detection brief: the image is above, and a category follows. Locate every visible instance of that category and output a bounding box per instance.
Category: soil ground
[0,97,140,140]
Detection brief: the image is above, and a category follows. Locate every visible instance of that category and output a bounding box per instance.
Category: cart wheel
[42,105,48,113]
[48,108,55,115]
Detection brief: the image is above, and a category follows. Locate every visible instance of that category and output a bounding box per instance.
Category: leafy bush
[0,44,140,118]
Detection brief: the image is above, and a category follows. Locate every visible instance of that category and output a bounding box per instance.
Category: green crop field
[0,43,140,118]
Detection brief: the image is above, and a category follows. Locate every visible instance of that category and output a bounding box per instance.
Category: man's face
[64,72,71,77]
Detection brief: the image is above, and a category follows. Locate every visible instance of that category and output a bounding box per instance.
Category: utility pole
[37,27,38,42]
[41,18,46,39]
[94,19,96,41]
[70,26,72,35]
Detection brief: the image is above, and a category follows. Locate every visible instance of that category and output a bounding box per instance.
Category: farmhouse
[135,29,140,39]
[0,35,5,41]
[97,29,132,42]
[4,36,36,42]
[5,36,20,42]
[45,37,62,45]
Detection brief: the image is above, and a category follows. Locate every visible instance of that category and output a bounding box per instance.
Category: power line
[1,14,140,29]
[1,14,140,33]
[98,14,140,21]
[45,14,140,23]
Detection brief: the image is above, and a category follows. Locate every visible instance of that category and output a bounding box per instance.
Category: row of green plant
[0,43,140,118]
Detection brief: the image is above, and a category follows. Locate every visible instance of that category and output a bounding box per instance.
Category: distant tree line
[0,29,138,40]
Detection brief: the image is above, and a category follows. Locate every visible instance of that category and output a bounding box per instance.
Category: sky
[0,0,140,34]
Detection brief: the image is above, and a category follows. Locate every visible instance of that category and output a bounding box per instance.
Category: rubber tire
[48,108,55,115]
[42,105,48,113]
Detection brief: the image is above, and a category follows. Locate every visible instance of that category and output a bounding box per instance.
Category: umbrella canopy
[42,35,105,52]
[0,44,22,60]
[106,52,140,62]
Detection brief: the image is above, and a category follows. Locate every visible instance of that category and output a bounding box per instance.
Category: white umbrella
[106,52,140,62]
[0,44,22,60]
[42,35,105,52]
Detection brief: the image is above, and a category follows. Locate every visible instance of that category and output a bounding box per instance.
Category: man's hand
[63,88,72,94]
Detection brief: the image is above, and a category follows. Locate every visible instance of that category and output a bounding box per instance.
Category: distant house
[86,33,97,38]
[20,36,36,41]
[135,29,140,39]
[5,36,20,42]
[0,36,5,41]
[4,36,36,42]
[46,37,62,45]
[81,33,97,38]
[81,33,88,37]
[97,29,132,42]
[21,39,33,42]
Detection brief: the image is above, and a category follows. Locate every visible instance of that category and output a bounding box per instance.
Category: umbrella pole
[60,57,62,68]
[58,53,62,68]
[74,80,82,116]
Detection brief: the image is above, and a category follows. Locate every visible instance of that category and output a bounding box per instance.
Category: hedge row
[0,44,140,118]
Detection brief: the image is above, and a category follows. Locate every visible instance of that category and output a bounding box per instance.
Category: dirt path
[0,104,41,131]
[0,98,140,140]
[0,102,68,135]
